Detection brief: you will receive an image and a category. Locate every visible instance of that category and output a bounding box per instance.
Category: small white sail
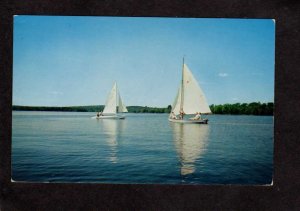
[171,86,182,116]
[103,83,117,114]
[102,82,127,116]
[118,93,128,113]
[171,63,211,115]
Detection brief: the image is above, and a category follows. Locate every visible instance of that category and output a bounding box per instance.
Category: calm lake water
[12,111,273,184]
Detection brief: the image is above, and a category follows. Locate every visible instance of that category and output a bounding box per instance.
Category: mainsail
[103,83,117,114]
[171,63,211,115]
[103,82,128,114]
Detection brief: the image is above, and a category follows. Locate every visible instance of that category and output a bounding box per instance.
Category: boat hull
[168,118,208,124]
[91,115,125,119]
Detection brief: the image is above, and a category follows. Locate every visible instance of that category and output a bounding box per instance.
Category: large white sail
[171,63,211,115]
[118,93,128,113]
[103,83,117,114]
[182,64,211,114]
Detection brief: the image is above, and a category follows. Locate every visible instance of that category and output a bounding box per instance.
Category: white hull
[91,115,125,119]
[168,118,208,124]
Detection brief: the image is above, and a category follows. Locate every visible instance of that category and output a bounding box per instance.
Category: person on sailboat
[179,110,185,120]
[170,112,178,120]
[97,111,103,117]
[190,112,202,120]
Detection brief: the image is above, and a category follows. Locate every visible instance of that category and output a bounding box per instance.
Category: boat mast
[180,57,184,113]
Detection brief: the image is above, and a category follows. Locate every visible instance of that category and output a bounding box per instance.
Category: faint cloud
[232,97,238,101]
[50,91,63,95]
[218,73,228,77]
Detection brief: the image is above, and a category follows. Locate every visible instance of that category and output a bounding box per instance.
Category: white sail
[103,83,117,114]
[118,93,128,113]
[171,86,182,115]
[182,64,211,114]
[171,63,211,115]
[102,82,128,115]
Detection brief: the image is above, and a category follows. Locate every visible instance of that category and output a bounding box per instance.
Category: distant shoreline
[13,102,273,115]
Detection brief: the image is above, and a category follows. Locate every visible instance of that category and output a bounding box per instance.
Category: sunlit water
[12,111,273,184]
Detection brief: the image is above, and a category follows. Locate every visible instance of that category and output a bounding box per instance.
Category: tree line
[127,106,172,113]
[12,105,104,112]
[12,105,171,113]
[13,102,273,115]
[210,102,273,115]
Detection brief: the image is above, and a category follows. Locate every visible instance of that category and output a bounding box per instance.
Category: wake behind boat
[92,82,128,119]
[169,58,211,124]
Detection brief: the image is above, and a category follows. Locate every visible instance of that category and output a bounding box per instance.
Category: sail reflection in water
[100,119,125,163]
[170,123,210,175]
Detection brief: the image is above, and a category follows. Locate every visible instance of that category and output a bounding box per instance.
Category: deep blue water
[12,111,273,184]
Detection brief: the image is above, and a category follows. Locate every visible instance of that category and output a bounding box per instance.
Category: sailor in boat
[179,110,185,120]
[96,111,103,118]
[170,112,178,120]
[190,112,201,120]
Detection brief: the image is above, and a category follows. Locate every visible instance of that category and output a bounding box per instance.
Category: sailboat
[169,59,211,124]
[93,82,128,119]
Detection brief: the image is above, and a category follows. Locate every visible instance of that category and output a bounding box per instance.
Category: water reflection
[101,120,125,163]
[170,123,210,175]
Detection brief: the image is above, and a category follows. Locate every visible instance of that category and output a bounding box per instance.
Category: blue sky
[13,16,275,107]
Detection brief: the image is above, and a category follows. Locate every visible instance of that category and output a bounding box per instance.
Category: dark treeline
[13,105,104,112]
[210,102,273,115]
[127,106,172,113]
[13,102,273,115]
[12,105,171,113]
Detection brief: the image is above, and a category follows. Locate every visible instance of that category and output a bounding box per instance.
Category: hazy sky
[13,16,275,107]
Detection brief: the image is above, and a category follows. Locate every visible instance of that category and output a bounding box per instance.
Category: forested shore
[210,102,273,115]
[13,102,273,115]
